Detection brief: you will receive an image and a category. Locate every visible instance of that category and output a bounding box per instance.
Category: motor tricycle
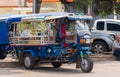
[0,12,93,73]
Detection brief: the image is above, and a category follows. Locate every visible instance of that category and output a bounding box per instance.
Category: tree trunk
[60,0,75,12]
[64,4,72,12]
[24,0,27,7]
[63,3,80,12]
[35,0,42,13]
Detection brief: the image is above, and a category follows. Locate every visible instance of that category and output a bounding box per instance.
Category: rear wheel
[23,53,35,69]
[0,54,6,60]
[80,55,93,73]
[51,62,62,68]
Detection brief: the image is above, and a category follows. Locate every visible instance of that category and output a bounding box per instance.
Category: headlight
[80,39,92,44]
[80,35,92,44]
[85,39,91,44]
[91,39,93,43]
[47,48,52,53]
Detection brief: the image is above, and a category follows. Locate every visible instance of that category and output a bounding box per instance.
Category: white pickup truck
[91,19,120,53]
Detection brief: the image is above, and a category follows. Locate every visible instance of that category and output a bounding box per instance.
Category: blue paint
[23,50,39,57]
[0,21,9,44]
[85,51,92,55]
[6,17,22,23]
[81,47,90,50]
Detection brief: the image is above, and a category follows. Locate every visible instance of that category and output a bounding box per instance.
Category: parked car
[92,19,120,35]
[91,19,120,53]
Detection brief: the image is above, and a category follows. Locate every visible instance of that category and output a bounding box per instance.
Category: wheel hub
[94,44,104,53]
[81,59,88,70]
[24,57,31,67]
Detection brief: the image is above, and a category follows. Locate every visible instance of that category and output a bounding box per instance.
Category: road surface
[0,58,120,77]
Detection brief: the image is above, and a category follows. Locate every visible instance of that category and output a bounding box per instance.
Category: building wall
[41,2,64,13]
[0,0,63,14]
[0,8,18,14]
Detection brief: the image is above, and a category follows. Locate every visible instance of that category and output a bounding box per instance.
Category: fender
[81,47,90,50]
[84,51,92,55]
[23,50,39,57]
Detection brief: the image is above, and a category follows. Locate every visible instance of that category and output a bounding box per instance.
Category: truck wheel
[51,62,62,68]
[0,54,6,60]
[23,54,35,69]
[80,55,93,73]
[93,41,107,54]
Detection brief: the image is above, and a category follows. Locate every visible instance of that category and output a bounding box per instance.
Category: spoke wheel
[80,55,93,73]
[0,54,6,60]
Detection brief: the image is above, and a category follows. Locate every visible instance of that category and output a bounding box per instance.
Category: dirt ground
[0,55,120,77]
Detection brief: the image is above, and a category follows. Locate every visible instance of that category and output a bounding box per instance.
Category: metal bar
[32,0,36,14]
[18,0,22,14]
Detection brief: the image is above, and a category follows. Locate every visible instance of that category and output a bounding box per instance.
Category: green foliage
[92,0,120,17]
[99,0,113,17]
[116,2,120,14]
[34,0,120,17]
[72,0,92,12]
[72,0,120,17]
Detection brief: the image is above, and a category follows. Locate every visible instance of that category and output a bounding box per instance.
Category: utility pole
[18,0,22,14]
[113,1,117,20]
[32,0,36,14]
[113,8,117,20]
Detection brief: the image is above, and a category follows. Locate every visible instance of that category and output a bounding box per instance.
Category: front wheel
[51,62,62,68]
[80,55,93,73]
[23,53,35,69]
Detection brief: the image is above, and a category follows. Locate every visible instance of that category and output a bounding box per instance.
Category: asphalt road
[0,58,120,77]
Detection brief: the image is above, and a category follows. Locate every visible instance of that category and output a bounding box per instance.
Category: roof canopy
[0,12,93,23]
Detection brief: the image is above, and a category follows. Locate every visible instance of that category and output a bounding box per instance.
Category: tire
[93,41,107,54]
[51,62,62,68]
[80,55,93,73]
[0,54,6,60]
[23,53,35,69]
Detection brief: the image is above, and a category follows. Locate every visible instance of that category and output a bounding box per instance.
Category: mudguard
[23,50,39,57]
[84,51,92,55]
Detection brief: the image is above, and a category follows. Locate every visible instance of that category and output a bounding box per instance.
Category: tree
[34,0,90,14]
[24,0,27,7]
[92,0,120,17]
[34,0,120,17]
[61,0,92,14]
[61,0,120,18]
